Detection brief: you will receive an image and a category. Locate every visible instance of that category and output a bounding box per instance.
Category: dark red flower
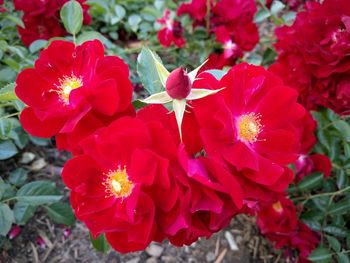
[193,63,305,196]
[257,195,298,235]
[13,0,60,17]
[295,154,332,182]
[257,196,320,261]
[157,9,186,48]
[18,14,66,47]
[16,40,133,149]
[270,0,350,115]
[14,0,91,46]
[177,0,211,21]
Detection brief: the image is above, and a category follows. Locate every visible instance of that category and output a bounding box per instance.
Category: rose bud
[8,225,21,239]
[165,67,191,99]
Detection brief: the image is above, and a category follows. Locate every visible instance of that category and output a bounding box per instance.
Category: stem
[206,0,211,34]
[73,33,76,45]
[293,186,350,202]
[1,196,18,203]
[0,112,20,120]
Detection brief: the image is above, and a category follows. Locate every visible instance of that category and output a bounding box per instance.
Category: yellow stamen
[272,201,283,213]
[56,75,82,104]
[237,112,263,143]
[102,165,134,199]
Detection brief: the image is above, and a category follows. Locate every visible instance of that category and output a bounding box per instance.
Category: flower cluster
[157,9,186,48]
[16,39,320,257]
[14,0,91,46]
[270,0,350,115]
[177,0,259,70]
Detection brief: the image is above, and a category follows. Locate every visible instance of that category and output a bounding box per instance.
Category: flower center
[57,75,82,104]
[102,165,134,199]
[272,201,283,213]
[237,113,262,143]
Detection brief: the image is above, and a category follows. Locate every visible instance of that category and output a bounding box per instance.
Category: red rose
[166,145,242,246]
[177,0,210,21]
[18,14,66,47]
[295,154,332,182]
[193,63,304,193]
[257,195,298,235]
[270,0,350,115]
[257,196,320,261]
[157,9,186,48]
[137,105,242,245]
[16,40,133,147]
[62,116,181,252]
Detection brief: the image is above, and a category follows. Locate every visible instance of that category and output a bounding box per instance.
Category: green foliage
[137,47,166,94]
[287,108,350,262]
[60,0,84,35]
[89,233,111,253]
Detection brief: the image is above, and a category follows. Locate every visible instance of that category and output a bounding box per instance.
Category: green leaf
[323,225,348,238]
[0,140,18,160]
[0,203,14,236]
[336,170,347,189]
[326,235,341,252]
[90,233,110,253]
[328,200,350,216]
[9,168,28,187]
[270,1,285,17]
[60,0,83,35]
[137,47,168,94]
[0,83,17,101]
[308,247,332,263]
[132,100,147,110]
[347,233,350,250]
[5,15,24,28]
[28,136,49,146]
[13,202,36,225]
[45,202,75,226]
[297,172,323,191]
[337,253,350,263]
[29,40,48,53]
[76,31,113,48]
[111,5,126,24]
[16,181,62,206]
[334,120,350,142]
[254,8,271,23]
[128,14,142,32]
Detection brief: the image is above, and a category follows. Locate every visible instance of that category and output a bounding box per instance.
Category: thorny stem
[292,185,350,202]
[0,112,20,120]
